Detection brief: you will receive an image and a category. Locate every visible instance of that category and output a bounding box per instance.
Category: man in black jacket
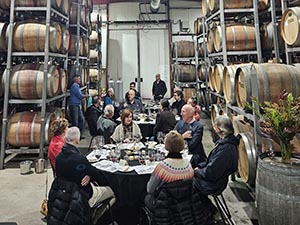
[171,90,186,116]
[85,96,102,137]
[152,73,167,101]
[55,127,115,207]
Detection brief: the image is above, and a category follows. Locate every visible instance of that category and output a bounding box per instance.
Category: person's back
[85,96,102,136]
[97,104,117,144]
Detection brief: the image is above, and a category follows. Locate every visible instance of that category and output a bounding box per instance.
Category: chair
[140,179,214,225]
[211,193,235,225]
[91,197,114,225]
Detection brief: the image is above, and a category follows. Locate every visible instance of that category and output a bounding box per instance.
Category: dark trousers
[69,105,84,132]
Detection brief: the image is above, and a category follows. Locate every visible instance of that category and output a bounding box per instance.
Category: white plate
[117,165,134,172]
[103,144,116,149]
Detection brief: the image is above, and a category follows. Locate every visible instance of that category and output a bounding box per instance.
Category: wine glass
[98,136,105,148]
[157,132,164,144]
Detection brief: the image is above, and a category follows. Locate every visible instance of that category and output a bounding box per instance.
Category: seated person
[144,130,194,211]
[187,97,201,121]
[48,118,69,175]
[85,95,102,136]
[103,88,115,109]
[153,100,176,138]
[111,108,142,143]
[175,104,207,168]
[171,90,186,116]
[97,104,117,144]
[118,89,145,114]
[193,115,239,195]
[48,127,115,224]
[125,81,141,100]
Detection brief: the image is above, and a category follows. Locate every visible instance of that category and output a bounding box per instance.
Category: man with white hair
[118,89,145,114]
[55,127,115,208]
[175,104,207,168]
[97,104,117,144]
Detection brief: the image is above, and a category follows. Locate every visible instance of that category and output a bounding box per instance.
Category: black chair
[211,193,235,225]
[91,197,114,225]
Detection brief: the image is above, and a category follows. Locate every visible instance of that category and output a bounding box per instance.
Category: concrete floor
[0,112,258,225]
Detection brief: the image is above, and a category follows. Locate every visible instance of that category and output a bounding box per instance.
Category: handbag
[40,160,49,217]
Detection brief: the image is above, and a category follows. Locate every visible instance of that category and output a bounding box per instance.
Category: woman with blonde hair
[144,130,194,211]
[48,118,69,174]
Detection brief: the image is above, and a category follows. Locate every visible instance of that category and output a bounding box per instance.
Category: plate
[117,165,134,172]
[104,144,116,149]
[155,144,165,149]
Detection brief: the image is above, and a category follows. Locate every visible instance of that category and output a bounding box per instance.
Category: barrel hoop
[15,112,24,146]
[30,113,38,146]
[34,69,39,98]
[285,65,298,98]
[244,66,252,104]
[49,66,55,96]
[36,24,42,52]
[20,24,25,51]
[230,26,236,50]
[15,69,21,98]
[229,66,235,102]
[45,113,51,143]
[257,64,270,102]
[241,133,257,182]
[243,25,249,50]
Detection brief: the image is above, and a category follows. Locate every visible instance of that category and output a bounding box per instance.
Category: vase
[280,140,292,164]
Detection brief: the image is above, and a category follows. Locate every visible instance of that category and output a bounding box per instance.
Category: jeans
[69,105,84,132]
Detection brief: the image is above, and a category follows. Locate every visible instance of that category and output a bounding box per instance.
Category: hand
[182,130,192,139]
[81,175,90,186]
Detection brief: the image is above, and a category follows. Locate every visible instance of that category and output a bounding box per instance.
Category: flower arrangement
[247,90,300,163]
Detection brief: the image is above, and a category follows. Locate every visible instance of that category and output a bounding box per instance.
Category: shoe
[80,136,86,140]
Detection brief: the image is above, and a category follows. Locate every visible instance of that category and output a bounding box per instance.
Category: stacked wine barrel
[88,11,102,96]
[172,40,197,102]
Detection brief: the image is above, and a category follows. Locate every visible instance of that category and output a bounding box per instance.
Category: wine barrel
[91,12,100,30]
[214,25,256,52]
[211,103,225,125]
[60,0,70,15]
[176,65,196,82]
[13,21,62,52]
[15,0,36,7]
[208,66,215,91]
[256,156,300,225]
[89,68,101,82]
[258,0,281,10]
[70,4,87,26]
[261,22,284,51]
[213,64,224,94]
[90,30,98,46]
[3,63,60,99]
[0,0,10,9]
[207,28,214,53]
[197,64,207,82]
[223,64,239,104]
[69,34,84,56]
[48,107,66,119]
[85,0,93,13]
[238,132,257,186]
[194,18,202,35]
[81,67,89,86]
[209,0,253,12]
[36,0,61,10]
[281,7,300,46]
[235,63,300,108]
[90,49,101,64]
[0,22,7,52]
[82,36,90,57]
[202,0,210,17]
[7,111,55,147]
[60,26,70,54]
[232,116,253,135]
[59,68,68,93]
[67,64,82,89]
[183,87,196,102]
[172,41,195,58]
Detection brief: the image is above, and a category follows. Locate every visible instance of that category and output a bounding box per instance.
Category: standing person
[97,104,117,144]
[171,90,186,116]
[48,118,69,174]
[187,97,201,121]
[194,115,239,195]
[153,100,176,138]
[125,82,141,100]
[152,73,167,101]
[111,108,142,143]
[69,75,88,136]
[175,104,206,168]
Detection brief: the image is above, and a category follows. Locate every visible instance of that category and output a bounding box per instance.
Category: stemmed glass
[157,132,164,144]
[92,139,100,159]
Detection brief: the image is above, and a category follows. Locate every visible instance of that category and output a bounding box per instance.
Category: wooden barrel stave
[208,66,215,91]
[176,65,196,82]
[213,64,224,94]
[261,22,284,51]
[223,64,239,104]
[0,22,8,52]
[182,87,196,102]
[172,41,195,58]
